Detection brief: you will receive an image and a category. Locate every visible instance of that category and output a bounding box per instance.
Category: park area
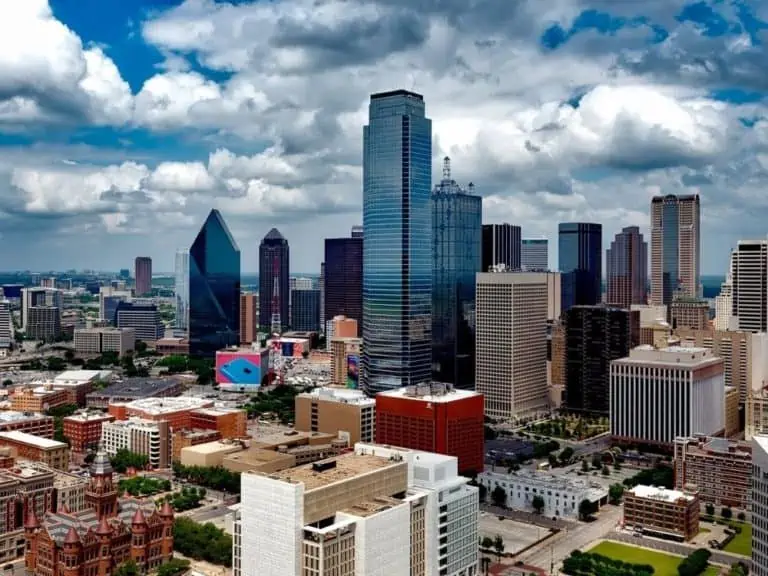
[722,522,752,556]
[586,542,719,576]
[524,416,609,441]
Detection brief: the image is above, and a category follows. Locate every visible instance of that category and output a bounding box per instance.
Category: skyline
[2,1,767,273]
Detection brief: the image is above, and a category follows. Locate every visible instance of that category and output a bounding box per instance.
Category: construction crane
[268,256,285,386]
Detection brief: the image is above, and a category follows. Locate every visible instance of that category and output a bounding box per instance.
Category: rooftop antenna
[442,156,451,181]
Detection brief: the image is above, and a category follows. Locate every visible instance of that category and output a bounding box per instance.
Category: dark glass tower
[291,288,321,331]
[482,224,521,271]
[258,228,290,332]
[564,305,639,415]
[606,226,647,308]
[362,89,432,395]
[189,209,240,357]
[432,157,481,387]
[324,231,363,326]
[558,222,602,313]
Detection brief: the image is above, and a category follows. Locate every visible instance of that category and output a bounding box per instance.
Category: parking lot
[479,512,553,554]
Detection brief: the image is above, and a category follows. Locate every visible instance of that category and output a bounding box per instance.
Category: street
[518,505,622,571]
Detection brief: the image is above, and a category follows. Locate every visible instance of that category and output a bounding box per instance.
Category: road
[518,505,622,572]
[186,505,232,524]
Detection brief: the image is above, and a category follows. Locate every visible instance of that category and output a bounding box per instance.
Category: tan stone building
[294,387,375,444]
[670,298,710,330]
[329,337,361,387]
[0,432,69,470]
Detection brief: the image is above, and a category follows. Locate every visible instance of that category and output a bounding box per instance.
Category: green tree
[173,517,232,567]
[578,499,596,521]
[608,484,624,505]
[113,560,140,576]
[156,559,191,576]
[135,340,148,353]
[737,511,746,522]
[581,460,589,473]
[492,534,505,562]
[110,449,149,473]
[532,495,545,514]
[481,536,493,550]
[64,349,75,362]
[559,447,574,465]
[1,379,10,387]
[601,464,610,476]
[722,507,733,520]
[491,486,507,508]
[705,503,715,516]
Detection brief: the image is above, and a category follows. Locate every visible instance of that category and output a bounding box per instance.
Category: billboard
[346,355,359,389]
[216,351,261,388]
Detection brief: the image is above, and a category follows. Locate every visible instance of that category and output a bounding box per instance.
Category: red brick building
[24,452,174,576]
[375,384,484,474]
[62,413,115,454]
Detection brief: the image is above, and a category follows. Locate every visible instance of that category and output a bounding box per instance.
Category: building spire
[442,156,451,181]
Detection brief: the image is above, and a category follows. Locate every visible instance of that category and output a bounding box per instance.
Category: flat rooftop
[618,345,722,367]
[191,407,245,417]
[184,441,244,455]
[54,370,111,384]
[104,417,162,430]
[630,484,695,502]
[341,496,403,518]
[87,378,181,399]
[0,430,67,449]
[252,429,335,448]
[298,387,375,406]
[4,462,54,479]
[377,385,481,403]
[63,412,114,423]
[125,396,212,414]
[0,411,49,423]
[263,453,401,491]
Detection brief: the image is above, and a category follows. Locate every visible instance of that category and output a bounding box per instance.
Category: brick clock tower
[85,451,118,518]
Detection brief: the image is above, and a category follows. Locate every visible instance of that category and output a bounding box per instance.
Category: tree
[532,495,545,514]
[721,507,733,520]
[737,511,746,522]
[608,484,624,505]
[110,449,149,473]
[135,340,148,353]
[113,560,140,576]
[481,536,493,550]
[601,464,610,476]
[492,534,505,562]
[156,559,191,576]
[64,349,75,362]
[581,460,589,473]
[677,548,710,576]
[1,379,11,387]
[591,453,602,469]
[578,499,596,521]
[491,486,507,508]
[705,503,715,516]
[173,517,233,567]
[559,447,574,465]
[477,483,487,503]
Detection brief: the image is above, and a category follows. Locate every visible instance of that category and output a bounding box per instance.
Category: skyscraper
[558,222,602,313]
[432,156,481,387]
[174,249,189,332]
[715,251,734,331]
[258,229,290,332]
[482,224,521,271]
[361,89,432,395]
[290,288,321,331]
[134,257,152,296]
[324,230,362,326]
[606,226,647,308]
[188,209,241,357]
[521,238,548,271]
[650,194,701,306]
[732,239,768,333]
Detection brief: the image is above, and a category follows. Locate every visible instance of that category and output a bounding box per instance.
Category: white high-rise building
[521,238,548,271]
[715,252,734,331]
[21,287,62,330]
[236,443,478,576]
[732,240,768,333]
[752,435,768,575]
[175,249,190,332]
[476,271,549,420]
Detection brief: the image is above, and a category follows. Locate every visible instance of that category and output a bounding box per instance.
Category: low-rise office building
[10,386,69,413]
[623,485,700,541]
[476,469,607,519]
[0,412,54,439]
[109,396,213,430]
[295,387,375,445]
[674,435,752,509]
[171,428,222,463]
[189,407,248,439]
[100,418,171,469]
[86,378,184,409]
[63,413,116,454]
[74,327,135,356]
[0,432,69,470]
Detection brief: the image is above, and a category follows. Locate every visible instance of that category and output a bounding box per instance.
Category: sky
[1,0,767,274]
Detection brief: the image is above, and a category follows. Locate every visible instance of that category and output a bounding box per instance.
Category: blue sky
[1,0,767,273]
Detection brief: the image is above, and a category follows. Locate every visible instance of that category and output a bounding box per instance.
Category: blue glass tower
[432,157,481,387]
[189,209,241,357]
[559,222,602,313]
[361,89,432,395]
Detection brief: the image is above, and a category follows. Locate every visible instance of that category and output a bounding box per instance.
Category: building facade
[623,485,699,541]
[63,414,116,454]
[239,293,257,345]
[100,419,170,469]
[189,209,241,357]
[295,387,375,445]
[0,432,68,470]
[752,435,768,576]
[606,226,647,308]
[174,249,190,332]
[290,288,320,332]
[21,288,62,332]
[361,90,432,395]
[482,223,521,272]
[564,306,639,415]
[670,298,710,330]
[114,303,163,342]
[476,272,549,419]
[329,337,361,387]
[715,254,734,331]
[258,228,290,332]
[324,233,363,327]
[432,157,482,387]
[73,328,135,356]
[650,194,701,306]
[521,238,548,271]
[376,384,484,475]
[558,223,602,313]
[610,346,725,447]
[134,257,152,296]
[732,239,768,333]
[26,307,61,341]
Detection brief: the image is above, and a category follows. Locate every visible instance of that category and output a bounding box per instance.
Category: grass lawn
[722,522,752,557]
[588,542,720,576]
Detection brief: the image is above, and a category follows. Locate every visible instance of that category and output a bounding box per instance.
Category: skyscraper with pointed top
[188,209,241,357]
[259,228,290,332]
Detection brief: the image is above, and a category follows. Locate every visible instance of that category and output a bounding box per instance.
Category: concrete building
[134,256,152,296]
[476,271,549,419]
[670,297,710,330]
[623,485,699,541]
[154,337,189,356]
[0,432,69,470]
[0,412,54,438]
[376,384,484,475]
[74,327,135,356]
[610,346,725,448]
[51,468,88,514]
[21,288,62,332]
[236,443,479,576]
[189,407,248,439]
[326,316,358,349]
[732,239,768,333]
[476,469,607,519]
[52,370,112,406]
[11,385,69,413]
[100,418,170,469]
[171,429,222,463]
[295,387,375,445]
[521,238,548,271]
[115,302,163,342]
[63,413,116,454]
[26,306,60,341]
[674,435,751,509]
[0,300,13,352]
[98,286,132,324]
[240,292,258,344]
[753,435,768,576]
[650,194,701,306]
[330,337,362,387]
[715,253,734,331]
[108,396,213,430]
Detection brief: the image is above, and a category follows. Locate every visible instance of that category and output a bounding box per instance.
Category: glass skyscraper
[361,89,432,395]
[558,222,602,313]
[258,228,290,332]
[189,209,241,357]
[174,249,189,332]
[432,156,481,387]
[324,233,363,326]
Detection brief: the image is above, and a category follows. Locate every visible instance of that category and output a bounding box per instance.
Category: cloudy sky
[1,0,766,274]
